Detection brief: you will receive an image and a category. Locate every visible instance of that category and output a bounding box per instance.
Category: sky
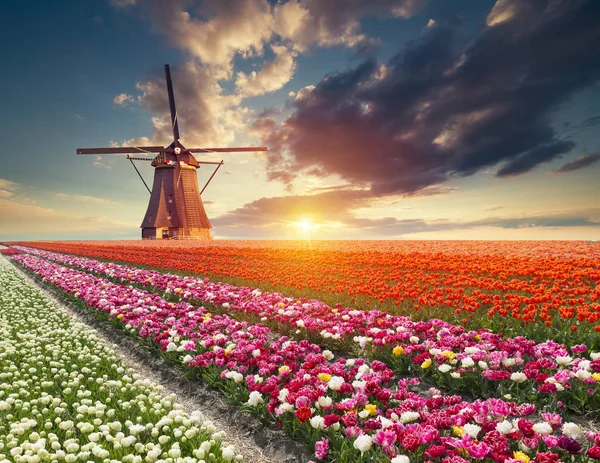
[0,0,599,241]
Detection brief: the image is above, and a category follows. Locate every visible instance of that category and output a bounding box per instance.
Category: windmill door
[162,229,169,239]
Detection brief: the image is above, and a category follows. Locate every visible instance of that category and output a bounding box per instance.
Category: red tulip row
[16,240,600,346]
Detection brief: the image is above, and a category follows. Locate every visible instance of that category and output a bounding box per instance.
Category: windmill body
[141,146,211,239]
[77,65,266,239]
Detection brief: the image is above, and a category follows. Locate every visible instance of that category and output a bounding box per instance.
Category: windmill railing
[169,234,213,240]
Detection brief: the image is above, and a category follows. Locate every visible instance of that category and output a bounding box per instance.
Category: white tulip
[353,434,373,455]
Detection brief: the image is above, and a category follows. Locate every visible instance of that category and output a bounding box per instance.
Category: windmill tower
[77,65,266,240]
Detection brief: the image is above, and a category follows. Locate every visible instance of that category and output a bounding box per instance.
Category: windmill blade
[164,64,180,142]
[188,146,267,153]
[76,146,164,155]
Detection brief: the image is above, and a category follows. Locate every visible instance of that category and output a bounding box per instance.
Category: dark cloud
[566,115,600,133]
[473,210,600,230]
[581,115,600,129]
[212,189,373,227]
[496,140,576,177]
[212,182,457,229]
[257,0,600,195]
[213,190,600,236]
[551,152,600,173]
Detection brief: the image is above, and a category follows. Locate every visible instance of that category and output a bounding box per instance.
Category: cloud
[257,0,600,195]
[212,190,600,237]
[92,155,113,169]
[551,152,600,173]
[271,0,425,52]
[213,189,371,228]
[578,115,600,129]
[0,178,19,199]
[113,93,135,105]
[486,0,520,26]
[121,61,248,148]
[495,141,575,177]
[111,0,136,6]
[54,193,121,207]
[235,45,297,97]
[109,0,426,150]
[0,198,136,240]
[112,0,424,78]
[116,0,273,76]
[474,209,600,230]
[213,185,451,229]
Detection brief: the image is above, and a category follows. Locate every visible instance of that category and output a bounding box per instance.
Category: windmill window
[168,195,173,204]
[148,216,152,223]
[168,212,172,220]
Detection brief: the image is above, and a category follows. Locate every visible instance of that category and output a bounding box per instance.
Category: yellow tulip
[442,350,456,360]
[318,373,332,382]
[421,358,432,369]
[364,404,377,416]
[513,451,530,463]
[452,426,465,436]
[392,346,404,356]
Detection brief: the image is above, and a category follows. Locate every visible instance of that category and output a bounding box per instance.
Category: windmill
[77,64,266,240]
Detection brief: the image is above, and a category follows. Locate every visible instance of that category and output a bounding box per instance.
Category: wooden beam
[200,161,224,195]
[126,156,155,161]
[76,146,164,155]
[128,158,152,194]
[188,146,267,153]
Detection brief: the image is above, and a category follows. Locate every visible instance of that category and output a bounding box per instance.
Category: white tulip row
[0,257,241,463]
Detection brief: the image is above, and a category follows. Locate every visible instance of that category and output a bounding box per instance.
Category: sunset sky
[1,0,599,240]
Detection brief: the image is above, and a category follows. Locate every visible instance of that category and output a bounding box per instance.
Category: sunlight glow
[296,218,315,231]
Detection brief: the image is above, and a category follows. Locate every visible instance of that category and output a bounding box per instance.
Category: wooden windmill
[77,64,266,240]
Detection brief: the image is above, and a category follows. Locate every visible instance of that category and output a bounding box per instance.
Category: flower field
[14,240,600,347]
[11,245,600,414]
[0,255,239,463]
[2,242,600,463]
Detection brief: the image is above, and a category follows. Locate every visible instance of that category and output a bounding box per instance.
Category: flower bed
[14,246,600,414]
[0,256,239,463]
[0,248,19,255]
[15,240,600,345]
[8,252,600,463]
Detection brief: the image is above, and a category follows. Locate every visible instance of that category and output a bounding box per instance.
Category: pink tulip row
[14,245,600,413]
[9,251,600,463]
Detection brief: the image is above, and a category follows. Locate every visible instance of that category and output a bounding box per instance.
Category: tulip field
[12,240,600,347]
[1,240,600,463]
[0,255,239,463]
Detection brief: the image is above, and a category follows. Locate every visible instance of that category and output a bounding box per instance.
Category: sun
[296,218,314,231]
